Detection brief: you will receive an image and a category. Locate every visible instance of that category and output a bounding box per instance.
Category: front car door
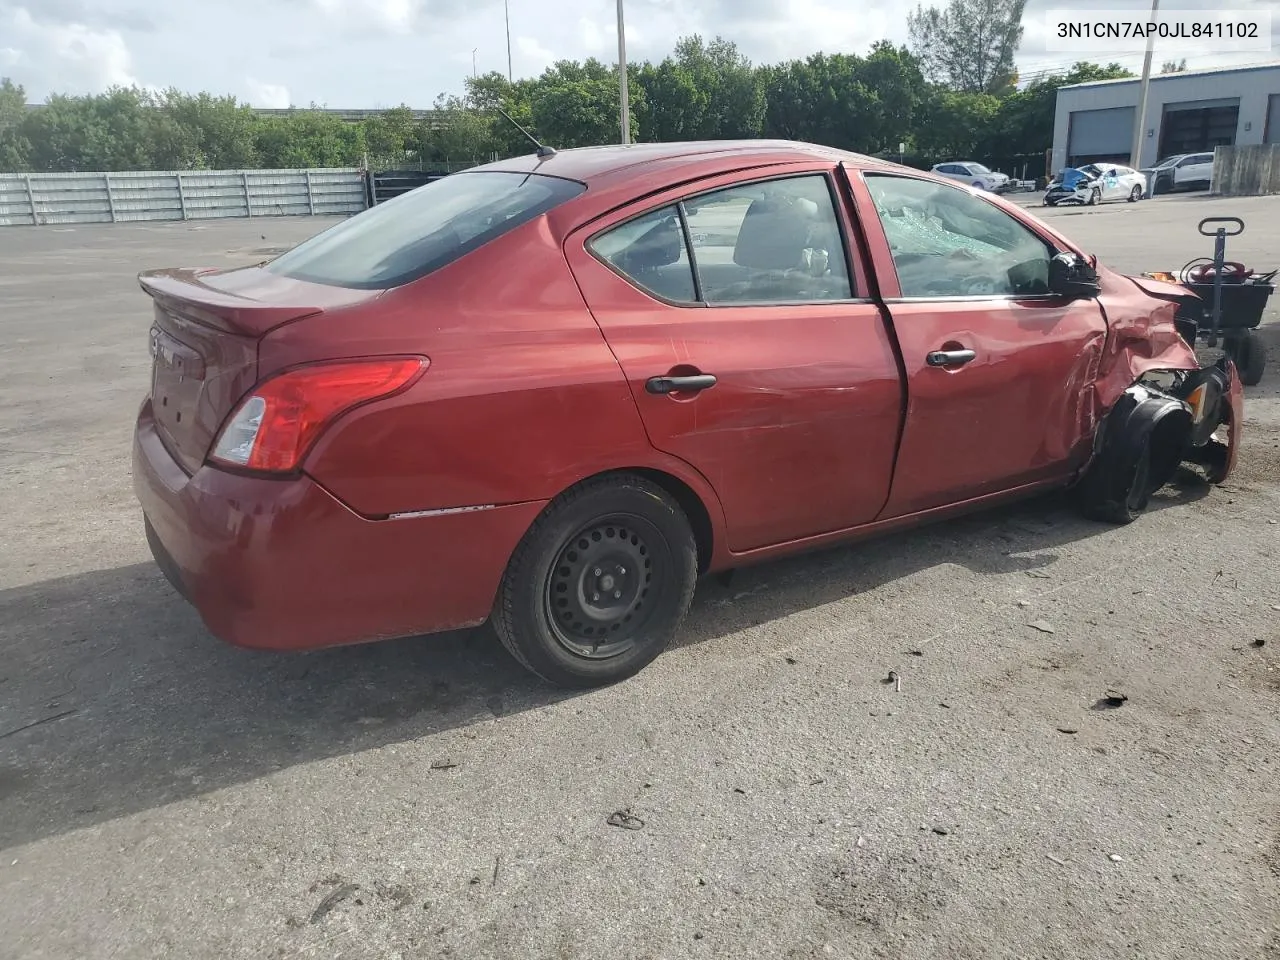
[564,166,904,554]
[843,165,1110,518]
[1100,166,1124,200]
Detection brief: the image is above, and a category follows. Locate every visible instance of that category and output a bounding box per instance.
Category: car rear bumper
[132,398,546,651]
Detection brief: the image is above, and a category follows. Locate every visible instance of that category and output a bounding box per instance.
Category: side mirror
[1049,252,1101,299]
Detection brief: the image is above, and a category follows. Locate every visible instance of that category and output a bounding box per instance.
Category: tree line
[0,0,1137,178]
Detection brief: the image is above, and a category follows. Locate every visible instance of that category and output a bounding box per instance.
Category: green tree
[161,91,260,168]
[362,105,417,166]
[1161,59,1187,73]
[0,78,31,171]
[528,58,641,148]
[635,36,763,141]
[424,92,496,165]
[980,61,1133,161]
[914,87,1001,158]
[21,87,156,171]
[908,0,1026,95]
[252,110,363,168]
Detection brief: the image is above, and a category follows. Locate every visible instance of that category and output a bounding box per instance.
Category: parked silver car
[930,161,1011,193]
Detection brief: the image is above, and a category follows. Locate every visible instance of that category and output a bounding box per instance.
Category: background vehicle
[1044,163,1147,206]
[132,141,1242,689]
[1148,152,1214,194]
[930,161,1010,192]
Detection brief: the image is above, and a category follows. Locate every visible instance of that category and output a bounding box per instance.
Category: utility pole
[1130,0,1159,169]
[617,0,630,144]
[472,47,478,79]
[504,0,513,82]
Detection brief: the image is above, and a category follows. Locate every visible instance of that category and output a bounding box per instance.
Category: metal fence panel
[0,168,367,227]
[1211,145,1280,196]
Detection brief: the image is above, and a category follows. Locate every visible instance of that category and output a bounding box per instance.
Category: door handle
[926,349,976,367]
[645,374,718,395]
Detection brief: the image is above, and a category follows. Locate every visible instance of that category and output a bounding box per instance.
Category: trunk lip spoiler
[138,268,327,336]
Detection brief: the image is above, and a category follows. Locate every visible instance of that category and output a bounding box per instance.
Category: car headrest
[615,214,684,274]
[733,196,818,271]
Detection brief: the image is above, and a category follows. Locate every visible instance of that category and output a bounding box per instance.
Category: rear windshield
[263,170,586,289]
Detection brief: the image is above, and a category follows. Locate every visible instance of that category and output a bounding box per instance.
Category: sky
[2,0,1279,107]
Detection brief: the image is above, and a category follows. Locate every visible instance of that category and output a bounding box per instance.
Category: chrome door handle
[926,349,976,367]
[645,374,718,395]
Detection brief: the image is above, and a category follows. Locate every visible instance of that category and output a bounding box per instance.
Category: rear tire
[1234,331,1267,386]
[493,473,698,688]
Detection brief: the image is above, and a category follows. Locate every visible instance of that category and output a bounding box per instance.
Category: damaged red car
[132,141,1243,687]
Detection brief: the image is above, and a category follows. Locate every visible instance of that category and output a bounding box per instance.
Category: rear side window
[264,171,586,289]
[589,205,697,302]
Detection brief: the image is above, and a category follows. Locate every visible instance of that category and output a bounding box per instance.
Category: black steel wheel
[493,474,698,688]
[543,516,665,660]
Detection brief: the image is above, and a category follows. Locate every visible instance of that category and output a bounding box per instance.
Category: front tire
[1088,187,1101,206]
[493,474,698,688]
[1078,435,1154,525]
[1128,185,1143,202]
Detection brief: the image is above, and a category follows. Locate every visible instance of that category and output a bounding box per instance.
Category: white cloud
[3,4,138,97]
[4,0,1279,105]
[245,78,291,108]
[516,34,555,70]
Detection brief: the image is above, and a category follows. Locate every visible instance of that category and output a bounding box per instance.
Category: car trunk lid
[139,266,378,474]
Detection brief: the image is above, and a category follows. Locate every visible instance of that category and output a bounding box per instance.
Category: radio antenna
[494,105,556,158]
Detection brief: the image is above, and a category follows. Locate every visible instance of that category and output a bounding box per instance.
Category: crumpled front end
[1073,267,1244,521]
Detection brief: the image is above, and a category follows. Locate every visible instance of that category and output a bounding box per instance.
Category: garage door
[1265,95,1280,143]
[1159,98,1240,157]
[1067,107,1135,166]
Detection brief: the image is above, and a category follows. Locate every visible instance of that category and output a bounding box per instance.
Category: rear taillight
[210,357,427,473]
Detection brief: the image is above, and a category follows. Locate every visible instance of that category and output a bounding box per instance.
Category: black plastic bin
[1182,279,1273,332]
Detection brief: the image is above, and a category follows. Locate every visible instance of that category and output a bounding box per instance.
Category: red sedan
[133,140,1243,687]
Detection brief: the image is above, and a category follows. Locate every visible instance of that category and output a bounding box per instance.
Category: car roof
[478,139,879,186]
[472,140,892,222]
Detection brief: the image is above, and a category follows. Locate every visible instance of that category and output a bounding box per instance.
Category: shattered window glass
[865,175,1053,299]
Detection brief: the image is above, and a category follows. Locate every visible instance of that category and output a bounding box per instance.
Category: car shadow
[0,479,1212,851]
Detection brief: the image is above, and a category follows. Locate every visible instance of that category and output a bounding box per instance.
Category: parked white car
[1043,163,1148,206]
[1148,152,1214,193]
[930,161,1011,193]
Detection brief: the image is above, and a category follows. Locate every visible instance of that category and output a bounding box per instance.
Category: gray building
[1051,62,1280,172]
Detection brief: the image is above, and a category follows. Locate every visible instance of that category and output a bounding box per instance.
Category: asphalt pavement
[1,193,1277,960]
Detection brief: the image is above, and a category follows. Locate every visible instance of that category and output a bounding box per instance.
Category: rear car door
[843,166,1109,518]
[564,167,904,554]
[1177,153,1213,186]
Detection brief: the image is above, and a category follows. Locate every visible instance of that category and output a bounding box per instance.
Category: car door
[1177,153,1213,186]
[1101,167,1125,200]
[843,166,1110,518]
[564,167,904,554]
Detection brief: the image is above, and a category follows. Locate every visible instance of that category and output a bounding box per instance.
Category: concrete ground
[1,194,1278,960]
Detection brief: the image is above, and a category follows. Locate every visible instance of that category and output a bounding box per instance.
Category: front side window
[864,174,1053,299]
[589,174,854,305]
[265,171,586,289]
